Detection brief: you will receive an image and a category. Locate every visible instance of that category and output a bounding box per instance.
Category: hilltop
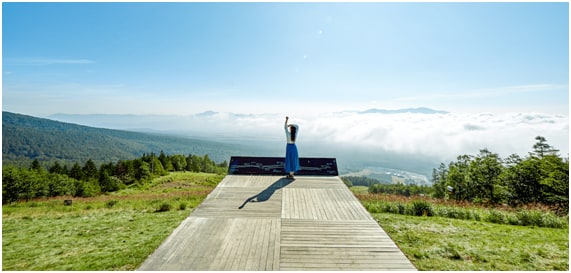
[2,111,264,168]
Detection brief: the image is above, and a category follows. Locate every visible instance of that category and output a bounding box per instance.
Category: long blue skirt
[285,143,300,173]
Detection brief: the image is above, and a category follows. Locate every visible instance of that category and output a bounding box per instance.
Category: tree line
[2,152,228,204]
[343,136,567,215]
[431,136,568,215]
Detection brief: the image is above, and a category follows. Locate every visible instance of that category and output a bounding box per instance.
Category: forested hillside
[2,152,227,203]
[2,111,248,167]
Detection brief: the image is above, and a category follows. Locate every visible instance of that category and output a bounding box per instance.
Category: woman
[284,116,300,179]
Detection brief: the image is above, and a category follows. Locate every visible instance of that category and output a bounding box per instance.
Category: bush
[412,200,434,216]
[507,214,520,225]
[178,202,187,210]
[434,206,446,217]
[516,210,541,226]
[516,210,567,228]
[398,203,406,215]
[539,213,567,229]
[472,210,481,221]
[105,200,118,208]
[365,202,383,213]
[156,202,172,212]
[405,205,416,216]
[384,203,399,214]
[487,210,507,224]
[362,199,567,229]
[447,208,462,219]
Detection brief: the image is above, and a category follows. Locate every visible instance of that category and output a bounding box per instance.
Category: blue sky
[2,2,569,116]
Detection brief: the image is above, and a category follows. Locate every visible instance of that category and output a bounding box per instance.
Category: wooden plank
[272,218,281,270]
[258,218,270,270]
[138,175,416,271]
[279,218,413,270]
[282,188,372,221]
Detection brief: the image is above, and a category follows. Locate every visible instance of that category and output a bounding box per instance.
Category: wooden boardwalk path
[138,175,416,271]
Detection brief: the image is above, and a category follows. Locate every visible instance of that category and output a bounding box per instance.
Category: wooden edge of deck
[138,174,417,271]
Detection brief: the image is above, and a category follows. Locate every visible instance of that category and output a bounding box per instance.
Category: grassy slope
[374,213,568,271]
[2,111,244,167]
[3,175,569,271]
[2,172,224,271]
[351,188,568,270]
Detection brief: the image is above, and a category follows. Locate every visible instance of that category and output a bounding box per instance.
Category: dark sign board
[228,156,338,176]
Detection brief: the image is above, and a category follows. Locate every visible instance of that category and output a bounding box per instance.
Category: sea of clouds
[50,109,569,164]
[184,111,569,162]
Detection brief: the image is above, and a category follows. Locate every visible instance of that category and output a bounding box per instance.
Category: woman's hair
[290,125,297,142]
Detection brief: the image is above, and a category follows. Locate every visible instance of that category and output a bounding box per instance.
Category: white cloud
[185,111,569,162]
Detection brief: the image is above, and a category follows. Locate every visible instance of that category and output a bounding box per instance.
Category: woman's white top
[285,123,299,144]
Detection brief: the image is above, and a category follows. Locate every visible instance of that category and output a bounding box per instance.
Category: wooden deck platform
[138,175,416,271]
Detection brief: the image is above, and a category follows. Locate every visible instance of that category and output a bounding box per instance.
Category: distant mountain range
[47,107,449,134]
[2,111,270,168]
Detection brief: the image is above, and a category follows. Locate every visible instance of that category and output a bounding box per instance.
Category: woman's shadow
[238,178,294,209]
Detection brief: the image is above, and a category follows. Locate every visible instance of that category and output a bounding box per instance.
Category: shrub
[384,203,399,214]
[519,211,567,228]
[156,202,172,212]
[434,206,446,217]
[367,202,383,213]
[412,200,434,216]
[539,213,567,229]
[178,202,187,211]
[364,203,377,213]
[105,200,118,208]
[447,208,462,219]
[361,199,567,229]
[507,214,520,225]
[397,203,406,215]
[472,210,481,221]
[405,205,416,216]
[516,210,547,227]
[487,210,507,224]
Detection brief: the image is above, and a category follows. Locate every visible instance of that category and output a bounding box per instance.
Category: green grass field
[3,174,569,270]
[373,213,568,270]
[353,188,568,270]
[2,172,224,270]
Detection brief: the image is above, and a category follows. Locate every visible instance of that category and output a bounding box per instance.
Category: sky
[2,2,569,116]
[2,2,570,162]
